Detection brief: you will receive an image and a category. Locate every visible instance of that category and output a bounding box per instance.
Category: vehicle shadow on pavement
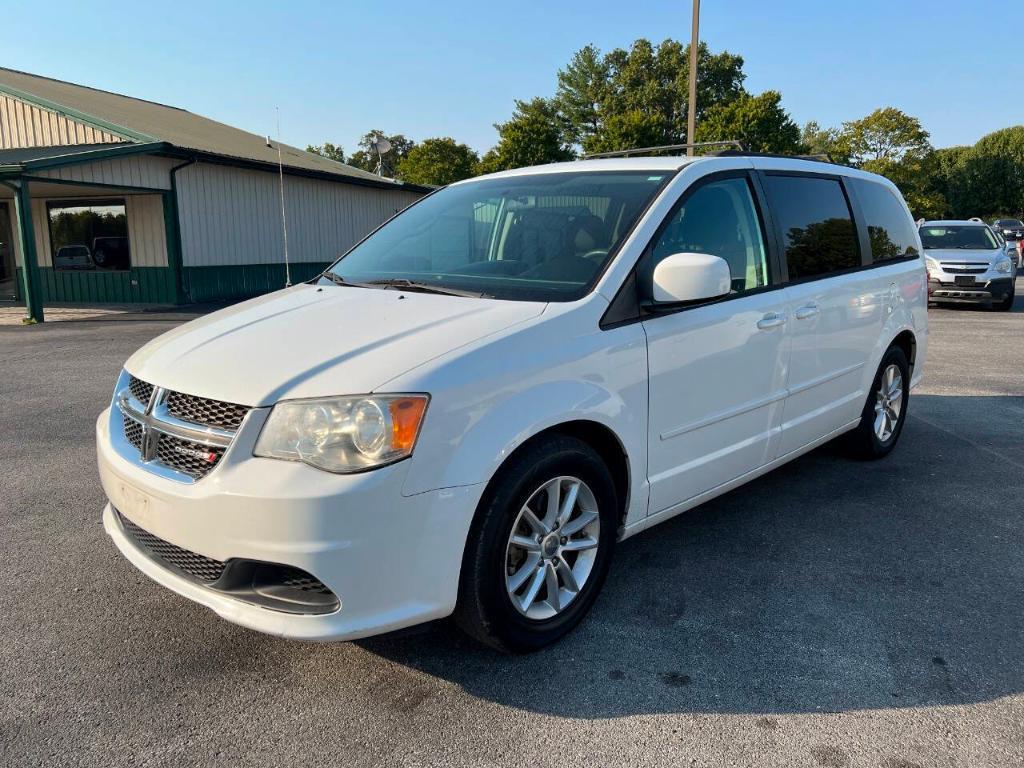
[359,394,1024,717]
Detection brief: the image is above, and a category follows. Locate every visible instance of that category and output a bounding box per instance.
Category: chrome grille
[128,376,154,405]
[940,262,989,275]
[155,433,225,480]
[123,413,144,450]
[117,509,226,583]
[165,391,249,431]
[115,371,251,483]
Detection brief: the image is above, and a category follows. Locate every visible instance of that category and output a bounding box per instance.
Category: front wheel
[995,288,1015,311]
[454,435,618,652]
[845,346,910,460]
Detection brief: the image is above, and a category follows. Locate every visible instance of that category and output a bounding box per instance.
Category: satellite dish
[370,135,392,176]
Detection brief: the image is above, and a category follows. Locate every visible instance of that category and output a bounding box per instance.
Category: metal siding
[176,162,422,267]
[0,94,127,149]
[33,155,174,190]
[126,195,168,267]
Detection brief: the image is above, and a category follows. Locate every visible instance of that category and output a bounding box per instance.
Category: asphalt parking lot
[2,281,1023,768]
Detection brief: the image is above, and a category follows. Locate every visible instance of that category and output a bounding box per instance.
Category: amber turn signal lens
[389,396,428,452]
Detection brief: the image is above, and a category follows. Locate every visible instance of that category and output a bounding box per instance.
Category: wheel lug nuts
[560,537,567,545]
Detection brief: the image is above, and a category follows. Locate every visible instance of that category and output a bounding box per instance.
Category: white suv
[97,155,928,651]
[921,220,1016,310]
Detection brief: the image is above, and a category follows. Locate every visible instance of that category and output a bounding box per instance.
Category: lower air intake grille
[117,510,226,583]
[280,572,335,596]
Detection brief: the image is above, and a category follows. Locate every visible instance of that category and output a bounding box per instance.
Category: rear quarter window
[849,178,920,263]
[763,175,860,280]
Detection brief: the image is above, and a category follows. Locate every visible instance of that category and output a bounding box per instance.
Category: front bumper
[928,275,1014,304]
[97,408,483,641]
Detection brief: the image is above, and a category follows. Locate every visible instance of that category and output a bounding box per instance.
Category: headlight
[254,394,429,473]
[924,255,940,273]
[995,257,1013,274]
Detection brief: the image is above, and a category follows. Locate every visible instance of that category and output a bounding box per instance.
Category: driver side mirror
[651,252,732,305]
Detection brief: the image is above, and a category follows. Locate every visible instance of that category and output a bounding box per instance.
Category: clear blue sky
[2,0,1019,154]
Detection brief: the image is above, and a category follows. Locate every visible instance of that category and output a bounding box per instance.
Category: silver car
[921,220,1016,311]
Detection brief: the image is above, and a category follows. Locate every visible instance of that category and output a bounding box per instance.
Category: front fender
[396,316,650,528]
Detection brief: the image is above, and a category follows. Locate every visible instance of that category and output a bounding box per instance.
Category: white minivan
[97,154,928,652]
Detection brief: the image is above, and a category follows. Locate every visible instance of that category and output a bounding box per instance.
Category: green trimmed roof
[0,142,126,165]
[0,67,415,189]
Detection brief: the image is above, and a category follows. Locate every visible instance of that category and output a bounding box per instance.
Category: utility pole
[686,0,700,156]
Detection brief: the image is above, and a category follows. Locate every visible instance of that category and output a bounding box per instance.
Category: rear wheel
[454,435,618,653]
[845,346,910,460]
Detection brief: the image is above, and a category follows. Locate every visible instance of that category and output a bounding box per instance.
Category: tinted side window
[651,177,769,293]
[849,178,919,263]
[764,175,859,280]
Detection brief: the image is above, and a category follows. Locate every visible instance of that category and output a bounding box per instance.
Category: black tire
[453,435,618,653]
[995,288,1015,312]
[845,345,911,460]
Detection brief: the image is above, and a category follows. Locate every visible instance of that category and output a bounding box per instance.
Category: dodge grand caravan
[97,154,928,652]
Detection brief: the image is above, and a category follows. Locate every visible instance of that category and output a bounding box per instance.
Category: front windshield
[323,171,670,301]
[996,219,1023,228]
[919,225,998,250]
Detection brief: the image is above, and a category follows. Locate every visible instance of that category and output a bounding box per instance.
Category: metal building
[0,68,427,321]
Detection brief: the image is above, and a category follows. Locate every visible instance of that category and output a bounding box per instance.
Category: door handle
[756,311,786,330]
[795,303,820,320]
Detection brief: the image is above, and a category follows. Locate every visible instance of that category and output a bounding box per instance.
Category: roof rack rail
[709,150,834,163]
[582,140,745,159]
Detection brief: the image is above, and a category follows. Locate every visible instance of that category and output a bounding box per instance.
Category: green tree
[306,142,346,163]
[868,155,946,220]
[800,121,851,164]
[479,98,575,173]
[553,38,746,154]
[811,108,944,219]
[696,90,801,153]
[924,145,971,217]
[346,130,415,177]
[400,137,479,186]
[581,110,668,156]
[959,126,1024,217]
[553,44,608,146]
[841,108,932,165]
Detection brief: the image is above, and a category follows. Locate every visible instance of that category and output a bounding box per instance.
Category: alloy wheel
[504,476,601,620]
[874,363,904,442]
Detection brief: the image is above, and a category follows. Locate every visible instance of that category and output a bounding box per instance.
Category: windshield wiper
[319,272,374,289]
[365,278,486,298]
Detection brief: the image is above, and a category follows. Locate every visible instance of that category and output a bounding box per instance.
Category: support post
[686,0,700,156]
[11,179,43,323]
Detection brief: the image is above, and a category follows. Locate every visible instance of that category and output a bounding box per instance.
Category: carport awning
[0,141,170,174]
[0,143,123,164]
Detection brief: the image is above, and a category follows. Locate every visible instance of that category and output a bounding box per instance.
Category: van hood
[126,284,545,406]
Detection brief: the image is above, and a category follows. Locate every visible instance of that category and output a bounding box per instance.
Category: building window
[48,199,131,272]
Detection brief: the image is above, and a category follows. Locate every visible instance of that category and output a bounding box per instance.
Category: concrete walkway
[0,301,223,326]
